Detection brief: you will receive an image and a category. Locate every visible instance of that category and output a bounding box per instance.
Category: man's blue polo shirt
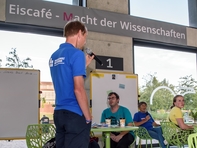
[49,43,86,116]
[133,111,155,130]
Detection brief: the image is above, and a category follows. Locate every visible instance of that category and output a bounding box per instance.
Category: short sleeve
[100,110,106,123]
[124,108,133,125]
[133,112,140,122]
[169,107,183,125]
[174,107,183,119]
[71,51,86,78]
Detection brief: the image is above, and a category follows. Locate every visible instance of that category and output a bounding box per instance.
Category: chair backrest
[160,121,192,146]
[26,124,56,148]
[135,126,152,140]
[188,132,197,148]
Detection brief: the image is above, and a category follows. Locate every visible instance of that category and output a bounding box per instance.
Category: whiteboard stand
[90,71,139,124]
[0,68,40,140]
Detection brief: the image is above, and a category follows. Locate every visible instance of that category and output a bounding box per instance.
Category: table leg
[105,132,110,148]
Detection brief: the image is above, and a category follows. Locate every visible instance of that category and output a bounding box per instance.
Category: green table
[91,126,139,148]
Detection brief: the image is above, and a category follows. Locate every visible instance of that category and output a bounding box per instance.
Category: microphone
[146,112,149,115]
[85,48,103,66]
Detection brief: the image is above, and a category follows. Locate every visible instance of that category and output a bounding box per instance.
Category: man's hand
[111,135,123,142]
[86,54,94,67]
[145,115,150,121]
[152,122,160,127]
[110,133,115,138]
[86,119,92,124]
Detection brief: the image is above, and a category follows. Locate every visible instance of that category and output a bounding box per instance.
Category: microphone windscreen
[85,48,92,54]
[146,112,149,115]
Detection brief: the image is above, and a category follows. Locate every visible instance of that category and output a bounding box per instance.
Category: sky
[0,0,195,87]
[0,31,65,81]
[129,0,196,87]
[130,0,189,26]
[134,46,196,86]
[44,0,73,4]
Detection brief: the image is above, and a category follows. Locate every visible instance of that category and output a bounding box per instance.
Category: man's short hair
[108,92,119,99]
[138,101,147,108]
[63,20,87,37]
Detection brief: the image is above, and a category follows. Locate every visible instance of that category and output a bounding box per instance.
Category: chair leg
[146,139,148,148]
[137,139,141,148]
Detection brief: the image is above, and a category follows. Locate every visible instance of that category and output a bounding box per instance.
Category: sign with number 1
[96,55,123,71]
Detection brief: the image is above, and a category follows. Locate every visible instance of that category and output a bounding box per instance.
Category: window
[0,29,66,122]
[134,45,197,119]
[0,30,65,82]
[129,0,189,26]
[134,45,197,147]
[43,0,86,6]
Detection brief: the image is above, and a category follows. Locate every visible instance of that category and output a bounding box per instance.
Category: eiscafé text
[9,4,52,19]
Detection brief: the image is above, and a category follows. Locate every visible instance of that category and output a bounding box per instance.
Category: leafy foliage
[5,48,33,68]
[150,111,168,120]
[189,109,197,120]
[139,73,197,113]
[139,74,175,111]
[176,75,197,110]
[41,97,46,108]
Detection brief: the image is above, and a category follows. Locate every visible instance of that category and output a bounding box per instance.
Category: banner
[6,0,187,45]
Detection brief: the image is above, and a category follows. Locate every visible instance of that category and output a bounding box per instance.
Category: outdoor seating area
[24,123,197,148]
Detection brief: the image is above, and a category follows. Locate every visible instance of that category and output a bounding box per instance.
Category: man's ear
[78,30,82,38]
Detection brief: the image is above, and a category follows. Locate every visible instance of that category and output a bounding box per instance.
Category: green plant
[189,109,197,120]
[41,97,46,108]
[150,111,168,120]
[5,48,33,68]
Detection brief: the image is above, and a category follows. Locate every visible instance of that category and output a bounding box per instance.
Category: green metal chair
[135,126,156,148]
[188,132,197,148]
[160,121,193,148]
[26,124,56,148]
[128,123,137,148]
[128,132,137,148]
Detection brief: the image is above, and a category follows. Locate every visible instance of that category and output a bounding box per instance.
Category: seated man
[133,101,167,148]
[40,115,49,124]
[100,92,135,148]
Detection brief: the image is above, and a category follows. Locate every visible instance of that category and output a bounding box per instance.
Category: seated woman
[133,101,167,148]
[169,95,193,130]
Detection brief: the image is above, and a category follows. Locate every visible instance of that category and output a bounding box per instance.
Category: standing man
[49,20,94,148]
[100,92,135,148]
